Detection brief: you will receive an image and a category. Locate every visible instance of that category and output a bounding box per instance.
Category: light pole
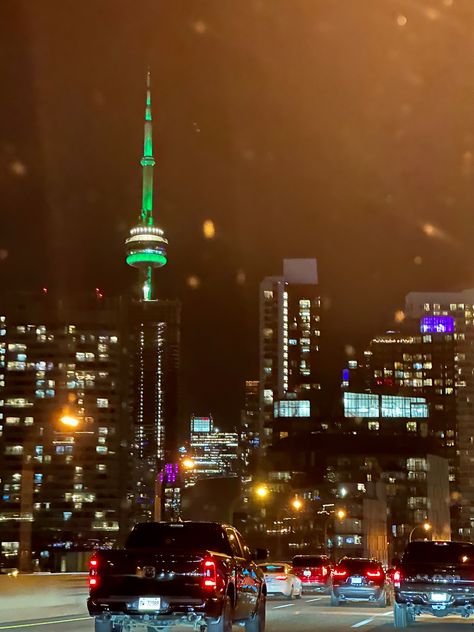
[18,412,81,572]
[409,522,431,542]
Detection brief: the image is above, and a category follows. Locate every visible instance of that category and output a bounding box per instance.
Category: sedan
[258,562,303,599]
[331,557,391,607]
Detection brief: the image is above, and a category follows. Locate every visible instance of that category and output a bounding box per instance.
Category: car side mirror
[253,548,268,561]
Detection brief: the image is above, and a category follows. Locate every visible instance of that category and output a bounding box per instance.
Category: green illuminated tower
[125,71,168,301]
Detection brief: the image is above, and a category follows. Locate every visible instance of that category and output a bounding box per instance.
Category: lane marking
[0,617,89,630]
[351,618,374,628]
[305,597,323,602]
[273,603,295,609]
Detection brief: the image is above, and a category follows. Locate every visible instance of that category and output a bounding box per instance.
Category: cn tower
[125,71,168,301]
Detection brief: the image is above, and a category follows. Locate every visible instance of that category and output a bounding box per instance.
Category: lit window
[97,398,109,408]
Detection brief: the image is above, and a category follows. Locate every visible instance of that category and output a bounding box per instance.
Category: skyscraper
[343,289,474,539]
[0,293,129,560]
[259,259,321,446]
[186,415,239,486]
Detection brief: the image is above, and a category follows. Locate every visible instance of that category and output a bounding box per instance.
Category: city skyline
[4,2,474,425]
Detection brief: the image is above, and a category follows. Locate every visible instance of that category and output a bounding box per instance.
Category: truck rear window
[292,556,325,567]
[403,541,474,564]
[125,522,232,554]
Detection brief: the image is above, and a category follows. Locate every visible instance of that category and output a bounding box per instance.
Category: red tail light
[393,570,402,586]
[321,566,328,577]
[202,558,217,590]
[333,569,347,578]
[366,570,382,579]
[89,554,99,590]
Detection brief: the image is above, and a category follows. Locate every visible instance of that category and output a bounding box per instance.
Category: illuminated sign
[420,316,454,334]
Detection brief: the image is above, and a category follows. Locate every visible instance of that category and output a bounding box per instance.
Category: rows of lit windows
[344,392,428,418]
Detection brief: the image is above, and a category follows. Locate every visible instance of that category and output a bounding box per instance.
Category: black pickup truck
[393,540,474,627]
[87,521,267,632]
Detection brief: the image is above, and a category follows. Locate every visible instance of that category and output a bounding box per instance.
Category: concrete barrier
[0,573,89,624]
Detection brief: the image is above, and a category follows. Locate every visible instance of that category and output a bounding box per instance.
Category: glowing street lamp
[336,509,347,521]
[255,484,269,499]
[181,457,196,470]
[291,497,303,511]
[59,415,80,429]
[409,522,432,542]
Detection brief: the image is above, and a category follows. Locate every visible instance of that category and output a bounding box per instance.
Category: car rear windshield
[125,523,231,553]
[260,564,286,573]
[292,556,326,567]
[339,559,380,573]
[403,542,474,564]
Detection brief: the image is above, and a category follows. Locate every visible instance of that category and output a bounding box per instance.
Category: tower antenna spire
[125,70,168,301]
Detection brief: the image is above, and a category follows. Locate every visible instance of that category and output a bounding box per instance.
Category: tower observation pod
[125,71,168,301]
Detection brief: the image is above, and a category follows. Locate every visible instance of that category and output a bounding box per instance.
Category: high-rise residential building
[240,380,260,475]
[259,259,321,445]
[186,415,239,486]
[0,292,180,560]
[343,289,474,539]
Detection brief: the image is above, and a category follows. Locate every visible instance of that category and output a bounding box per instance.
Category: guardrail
[0,573,88,625]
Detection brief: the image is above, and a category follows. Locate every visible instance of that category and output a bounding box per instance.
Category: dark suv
[393,540,474,627]
[331,557,389,607]
[291,555,332,593]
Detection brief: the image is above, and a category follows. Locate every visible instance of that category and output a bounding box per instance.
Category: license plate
[303,570,311,577]
[138,597,161,611]
[351,577,362,585]
[431,593,448,602]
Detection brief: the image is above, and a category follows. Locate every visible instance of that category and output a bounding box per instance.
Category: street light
[409,522,432,542]
[291,497,303,511]
[181,458,196,470]
[336,509,347,521]
[59,415,80,429]
[19,411,81,572]
[255,484,270,499]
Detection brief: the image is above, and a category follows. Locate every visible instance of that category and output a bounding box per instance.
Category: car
[291,554,332,593]
[331,557,390,607]
[258,562,302,600]
[88,521,267,632]
[393,540,474,627]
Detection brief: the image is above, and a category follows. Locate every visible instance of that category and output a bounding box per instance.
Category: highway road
[1,596,473,631]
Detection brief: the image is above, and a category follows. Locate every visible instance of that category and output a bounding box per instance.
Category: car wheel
[94,619,118,632]
[393,602,409,628]
[289,586,294,600]
[207,596,233,632]
[245,596,266,632]
[330,593,340,607]
[376,590,387,608]
[295,591,302,600]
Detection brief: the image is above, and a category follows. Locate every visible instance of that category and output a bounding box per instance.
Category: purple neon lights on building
[420,316,455,334]
[159,463,180,484]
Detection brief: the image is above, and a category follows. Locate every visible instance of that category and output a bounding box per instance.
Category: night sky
[2,0,474,429]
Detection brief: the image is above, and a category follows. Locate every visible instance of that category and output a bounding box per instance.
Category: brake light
[89,556,98,569]
[202,558,217,590]
[393,570,402,586]
[333,569,347,578]
[366,570,382,579]
[321,566,327,577]
[89,577,98,588]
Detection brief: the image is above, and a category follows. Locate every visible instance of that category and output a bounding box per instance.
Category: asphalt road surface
[1,596,473,631]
